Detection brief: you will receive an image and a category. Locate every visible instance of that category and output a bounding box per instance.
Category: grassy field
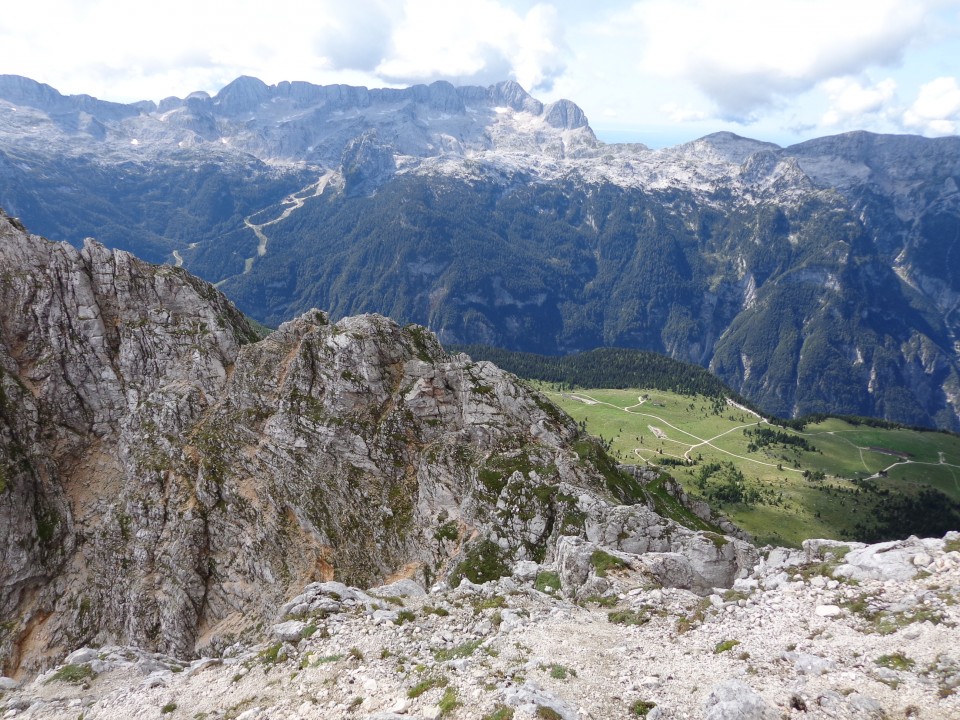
[541,385,960,547]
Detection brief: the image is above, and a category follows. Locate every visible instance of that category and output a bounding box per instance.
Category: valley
[546,385,960,547]
[1,74,959,431]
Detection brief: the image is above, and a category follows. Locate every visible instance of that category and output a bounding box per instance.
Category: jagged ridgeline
[1,74,959,431]
[0,212,754,676]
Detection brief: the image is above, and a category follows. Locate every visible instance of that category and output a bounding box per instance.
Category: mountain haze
[0,75,958,430]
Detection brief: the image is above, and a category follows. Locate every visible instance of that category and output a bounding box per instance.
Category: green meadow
[542,385,960,547]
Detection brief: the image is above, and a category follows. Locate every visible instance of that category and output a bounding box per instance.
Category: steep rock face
[0,214,749,677]
[0,212,258,673]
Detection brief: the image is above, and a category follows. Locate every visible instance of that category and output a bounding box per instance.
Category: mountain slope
[0,76,958,430]
[0,212,753,676]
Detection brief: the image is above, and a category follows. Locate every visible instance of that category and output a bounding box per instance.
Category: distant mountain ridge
[0,75,958,430]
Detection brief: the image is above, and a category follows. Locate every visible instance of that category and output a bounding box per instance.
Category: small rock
[0,677,18,691]
[64,648,99,665]
[369,579,427,598]
[271,620,307,642]
[703,679,778,720]
[389,698,412,714]
[513,560,540,582]
[789,652,836,676]
[141,671,170,688]
[814,604,841,617]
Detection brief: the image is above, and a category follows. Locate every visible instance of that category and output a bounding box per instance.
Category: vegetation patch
[450,539,511,586]
[438,687,460,717]
[630,700,657,717]
[435,521,459,542]
[435,639,483,662]
[481,707,515,720]
[534,571,561,594]
[843,593,947,634]
[543,663,576,680]
[547,386,960,545]
[714,639,741,654]
[258,642,284,665]
[536,707,562,720]
[590,549,628,577]
[408,675,449,699]
[608,609,649,626]
[875,652,915,671]
[395,610,416,625]
[46,663,96,685]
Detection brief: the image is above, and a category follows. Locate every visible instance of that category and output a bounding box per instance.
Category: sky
[2,0,959,148]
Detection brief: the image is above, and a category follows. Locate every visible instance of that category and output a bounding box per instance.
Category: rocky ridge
[1,533,957,719]
[0,213,754,678]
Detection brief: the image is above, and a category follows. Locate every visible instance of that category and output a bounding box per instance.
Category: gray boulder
[833,537,941,583]
[704,680,778,720]
[369,579,427,598]
[502,681,578,720]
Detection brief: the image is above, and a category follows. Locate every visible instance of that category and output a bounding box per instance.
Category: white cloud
[660,102,710,123]
[820,77,898,127]
[312,1,402,71]
[376,1,568,91]
[623,0,943,119]
[903,76,960,135]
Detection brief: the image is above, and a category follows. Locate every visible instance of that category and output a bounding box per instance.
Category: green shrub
[408,675,448,699]
[161,702,177,714]
[714,639,741,654]
[547,664,575,680]
[438,687,460,717]
[46,664,96,685]
[395,610,416,625]
[450,539,511,586]
[876,652,915,671]
[590,549,627,577]
[534,571,560,593]
[435,639,483,661]
[608,609,649,626]
[258,642,284,665]
[631,700,657,716]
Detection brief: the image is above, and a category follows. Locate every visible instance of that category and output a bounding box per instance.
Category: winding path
[242,171,336,273]
[551,391,804,473]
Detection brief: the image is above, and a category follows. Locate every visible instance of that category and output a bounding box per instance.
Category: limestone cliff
[0,212,753,677]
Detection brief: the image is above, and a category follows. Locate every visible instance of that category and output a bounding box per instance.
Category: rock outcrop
[0,213,749,677]
[2,532,957,719]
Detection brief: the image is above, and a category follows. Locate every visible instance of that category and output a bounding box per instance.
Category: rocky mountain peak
[489,79,544,114]
[543,98,589,130]
[213,75,271,115]
[0,214,755,678]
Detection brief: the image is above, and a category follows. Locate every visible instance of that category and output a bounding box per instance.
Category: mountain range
[0,74,958,430]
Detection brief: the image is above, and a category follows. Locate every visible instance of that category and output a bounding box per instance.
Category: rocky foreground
[2,534,957,720]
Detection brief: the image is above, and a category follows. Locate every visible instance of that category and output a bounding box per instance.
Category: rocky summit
[0,212,756,684]
[1,534,958,719]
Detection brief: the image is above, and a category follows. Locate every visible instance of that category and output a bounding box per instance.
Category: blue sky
[3,0,959,148]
